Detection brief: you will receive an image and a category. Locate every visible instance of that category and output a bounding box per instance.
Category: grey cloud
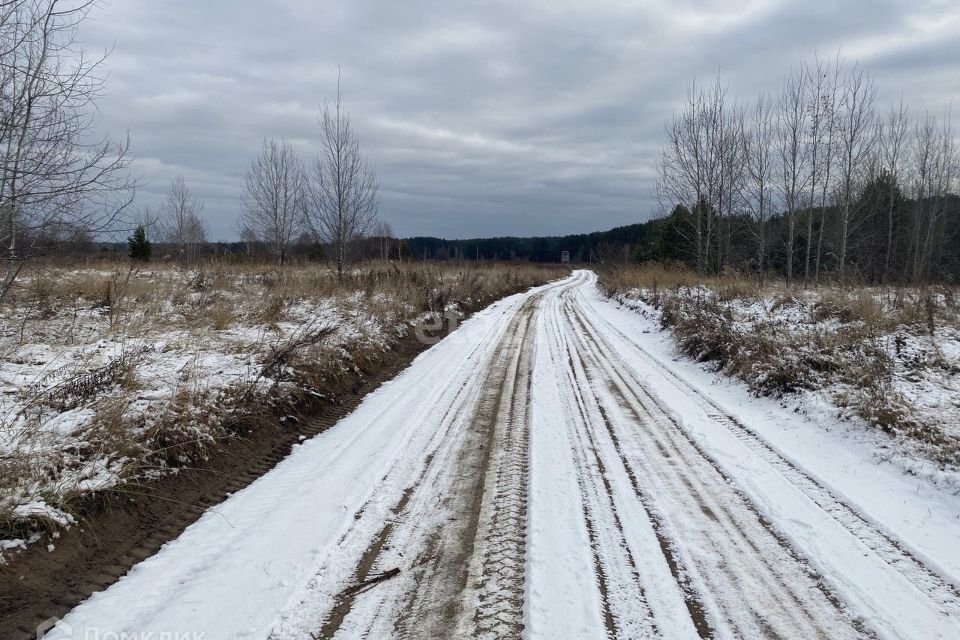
[83,0,960,240]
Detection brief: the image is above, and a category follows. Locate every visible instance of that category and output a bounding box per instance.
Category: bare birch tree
[305,82,379,280]
[814,58,843,282]
[656,78,730,274]
[878,99,909,280]
[373,219,394,262]
[240,138,305,265]
[158,177,207,261]
[742,93,776,283]
[776,66,810,285]
[908,111,956,281]
[714,99,747,274]
[0,0,135,302]
[656,81,707,272]
[239,224,257,256]
[835,65,877,279]
[803,54,833,281]
[700,79,729,274]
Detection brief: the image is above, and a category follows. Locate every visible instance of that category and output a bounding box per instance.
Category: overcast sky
[83,0,960,241]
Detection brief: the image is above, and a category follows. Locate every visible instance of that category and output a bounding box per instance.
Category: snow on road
[45,271,960,639]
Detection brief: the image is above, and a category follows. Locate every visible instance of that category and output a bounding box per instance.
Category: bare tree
[803,54,834,281]
[158,177,207,261]
[713,97,747,274]
[813,57,843,282]
[776,66,810,285]
[654,54,958,284]
[0,0,135,302]
[878,99,909,280]
[240,138,305,265]
[742,92,777,283]
[304,81,379,279]
[657,80,707,272]
[656,77,731,274]
[239,224,257,256]
[699,78,730,274]
[373,219,394,262]
[907,111,956,281]
[835,65,877,279]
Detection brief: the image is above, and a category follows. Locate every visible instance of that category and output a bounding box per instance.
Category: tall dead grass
[0,259,567,544]
[599,263,960,467]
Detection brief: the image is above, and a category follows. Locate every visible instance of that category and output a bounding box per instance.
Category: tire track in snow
[458,302,534,639]
[563,292,870,639]
[282,287,554,639]
[314,359,495,639]
[541,290,662,638]
[580,281,960,621]
[307,283,564,639]
[305,369,490,637]
[397,294,538,639]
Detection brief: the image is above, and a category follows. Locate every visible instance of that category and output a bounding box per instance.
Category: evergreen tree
[128,226,152,262]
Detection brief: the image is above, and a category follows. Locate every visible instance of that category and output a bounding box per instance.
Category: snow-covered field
[605,275,960,478]
[38,270,960,639]
[0,262,557,556]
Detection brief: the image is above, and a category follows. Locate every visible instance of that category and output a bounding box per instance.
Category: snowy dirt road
[44,271,960,639]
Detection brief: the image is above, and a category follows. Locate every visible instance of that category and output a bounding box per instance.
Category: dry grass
[600,262,959,335]
[0,258,567,545]
[599,263,960,467]
[5,259,562,331]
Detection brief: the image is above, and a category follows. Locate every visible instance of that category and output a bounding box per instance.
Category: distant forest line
[403,194,960,282]
[413,188,960,284]
[82,181,960,284]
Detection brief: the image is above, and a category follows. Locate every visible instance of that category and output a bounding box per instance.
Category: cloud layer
[84,0,960,240]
